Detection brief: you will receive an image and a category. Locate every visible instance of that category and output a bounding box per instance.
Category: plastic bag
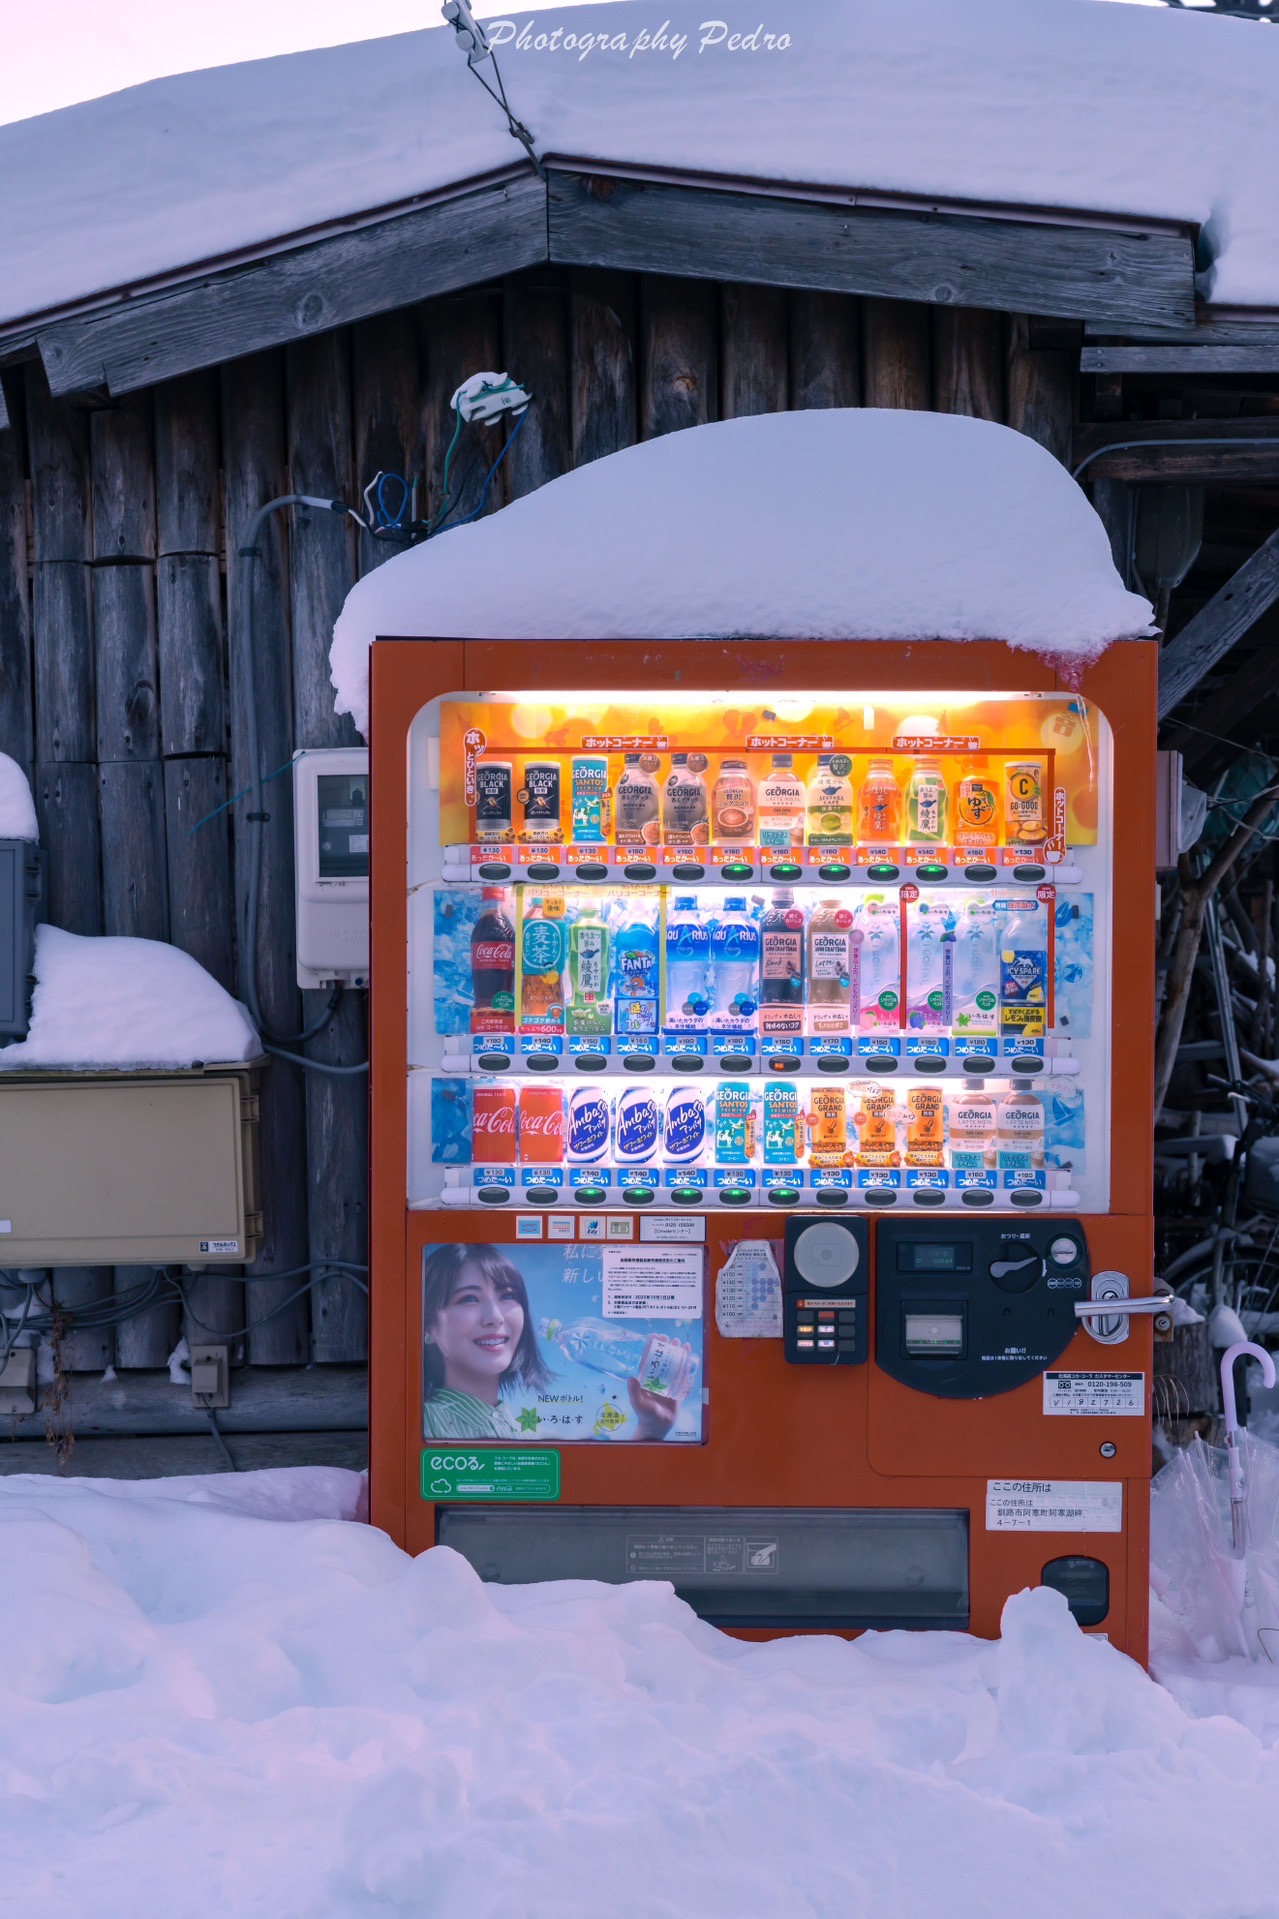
[1151,1433,1279,1663]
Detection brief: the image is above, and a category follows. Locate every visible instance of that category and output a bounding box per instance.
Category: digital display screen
[896,1242,973,1274]
[904,1311,966,1357]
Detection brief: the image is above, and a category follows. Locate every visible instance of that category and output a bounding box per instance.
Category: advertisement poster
[422,1241,705,1444]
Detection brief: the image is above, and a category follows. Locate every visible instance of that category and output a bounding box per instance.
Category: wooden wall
[0,273,1073,1372]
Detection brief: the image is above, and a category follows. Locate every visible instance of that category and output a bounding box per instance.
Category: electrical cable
[205,1408,238,1472]
[449,408,530,528]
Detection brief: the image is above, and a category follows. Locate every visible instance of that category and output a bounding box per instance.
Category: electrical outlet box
[0,839,45,1041]
[293,749,370,989]
[190,1342,231,1408]
[0,1347,36,1416]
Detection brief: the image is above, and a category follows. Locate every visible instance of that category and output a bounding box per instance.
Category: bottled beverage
[998,904,1048,1012]
[615,754,660,847]
[808,1085,848,1161]
[712,759,756,843]
[763,1081,802,1165]
[807,899,853,1037]
[948,1088,997,1172]
[1005,761,1047,845]
[904,1085,945,1166]
[954,761,999,848]
[615,1084,660,1164]
[567,905,610,1023]
[760,889,805,1005]
[905,899,949,1032]
[519,896,567,1028]
[663,1085,708,1164]
[852,1082,899,1164]
[709,896,760,1032]
[715,1082,757,1163]
[857,895,900,1033]
[951,901,998,1037]
[665,894,711,1030]
[758,753,806,849]
[517,761,561,842]
[662,753,709,845]
[806,754,854,846]
[539,1318,697,1399]
[905,756,949,844]
[997,1080,1045,1171]
[518,1084,565,1163]
[856,758,901,843]
[571,756,611,844]
[471,1082,517,1160]
[470,886,515,1031]
[567,1086,612,1164]
[613,905,659,1039]
[474,760,513,841]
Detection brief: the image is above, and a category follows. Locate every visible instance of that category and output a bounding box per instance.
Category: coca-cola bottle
[470,887,515,1033]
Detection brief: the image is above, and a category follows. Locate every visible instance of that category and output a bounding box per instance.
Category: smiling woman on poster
[422,1243,684,1441]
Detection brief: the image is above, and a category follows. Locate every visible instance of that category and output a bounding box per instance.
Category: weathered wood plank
[549,174,1197,329]
[34,762,101,933]
[0,1431,369,1476]
[0,372,33,774]
[1083,345,1279,374]
[422,291,503,529]
[503,275,571,501]
[182,1268,247,1371]
[222,352,310,1364]
[641,277,718,438]
[25,363,89,562]
[39,176,548,399]
[32,561,93,763]
[93,564,159,761]
[0,1361,367,1438]
[90,395,155,560]
[303,991,369,1364]
[99,760,169,939]
[157,553,225,755]
[0,380,8,434]
[1158,526,1279,719]
[1163,609,1279,773]
[155,371,220,556]
[163,756,235,989]
[1073,419,1279,484]
[721,283,788,418]
[863,298,931,409]
[113,1265,181,1370]
[285,331,358,745]
[933,306,1004,421]
[1007,314,1073,465]
[788,290,859,410]
[352,308,424,577]
[569,269,637,467]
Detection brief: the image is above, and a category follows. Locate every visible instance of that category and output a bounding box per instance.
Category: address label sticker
[1043,1372,1145,1417]
[986,1480,1122,1533]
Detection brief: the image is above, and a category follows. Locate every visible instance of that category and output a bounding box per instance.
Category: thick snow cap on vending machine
[329,408,1155,737]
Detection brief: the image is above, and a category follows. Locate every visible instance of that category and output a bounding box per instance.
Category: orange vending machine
[371,637,1157,1659]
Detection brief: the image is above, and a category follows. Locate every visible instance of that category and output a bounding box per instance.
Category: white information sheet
[985,1480,1123,1533]
[715,1240,784,1339]
[1043,1372,1145,1417]
[603,1245,704,1319]
[640,1216,707,1243]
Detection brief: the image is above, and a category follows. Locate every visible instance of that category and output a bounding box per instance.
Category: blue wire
[375,471,410,531]
[447,409,529,530]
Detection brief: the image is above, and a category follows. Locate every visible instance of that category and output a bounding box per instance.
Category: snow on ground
[4,1466,1279,1919]
[331,409,1153,737]
[0,753,39,840]
[2,0,1278,327]
[0,925,260,1070]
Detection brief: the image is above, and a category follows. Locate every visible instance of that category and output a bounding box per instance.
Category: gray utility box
[0,1068,262,1266]
[0,839,45,1040]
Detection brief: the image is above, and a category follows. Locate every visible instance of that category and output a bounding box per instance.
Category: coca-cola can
[518,1084,566,1164]
[472,1083,517,1161]
[567,1086,612,1164]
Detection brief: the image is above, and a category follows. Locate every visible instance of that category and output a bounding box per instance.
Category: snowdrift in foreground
[3,1471,1279,1919]
[0,925,260,1070]
[0,753,38,841]
[332,410,1153,736]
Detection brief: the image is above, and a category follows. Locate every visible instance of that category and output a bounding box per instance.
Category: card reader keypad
[789,1297,860,1365]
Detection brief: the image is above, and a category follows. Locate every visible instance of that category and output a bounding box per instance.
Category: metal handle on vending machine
[1074,1271,1173,1345]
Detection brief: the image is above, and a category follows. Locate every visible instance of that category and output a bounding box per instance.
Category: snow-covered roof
[0,926,260,1071]
[2,0,1278,331]
[330,408,1155,737]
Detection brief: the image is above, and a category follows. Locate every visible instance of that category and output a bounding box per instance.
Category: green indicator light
[721,862,753,879]
[917,863,947,881]
[770,862,802,881]
[767,1187,800,1205]
[672,1187,702,1205]
[718,1188,751,1206]
[866,863,899,881]
[623,1187,655,1205]
[818,863,851,881]
[574,1186,606,1204]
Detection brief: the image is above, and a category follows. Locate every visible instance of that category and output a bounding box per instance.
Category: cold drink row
[470,749,1051,851]
[465,884,1054,1061]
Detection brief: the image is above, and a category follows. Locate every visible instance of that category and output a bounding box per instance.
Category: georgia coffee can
[471,1082,517,1161]
[517,1084,566,1163]
[475,760,513,840]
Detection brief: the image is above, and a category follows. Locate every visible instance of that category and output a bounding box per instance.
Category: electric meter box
[293,748,369,989]
[0,1068,262,1265]
[0,838,45,1040]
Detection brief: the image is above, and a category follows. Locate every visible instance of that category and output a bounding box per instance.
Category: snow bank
[1,1473,1279,1918]
[2,0,1278,329]
[0,753,38,841]
[0,1464,367,1522]
[331,409,1153,736]
[0,925,260,1070]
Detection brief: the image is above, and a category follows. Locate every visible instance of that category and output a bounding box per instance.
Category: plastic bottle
[662,753,709,845]
[954,761,999,848]
[807,899,853,1036]
[905,899,949,1032]
[539,1318,697,1399]
[806,753,854,845]
[948,1088,997,1171]
[567,905,610,1017]
[615,754,661,847]
[712,759,756,843]
[856,757,901,843]
[999,903,1049,1012]
[760,888,805,1005]
[470,887,515,1026]
[857,895,900,1032]
[997,1079,1045,1170]
[709,896,760,1032]
[757,753,806,849]
[518,895,566,1026]
[665,894,711,1030]
[905,755,949,844]
[613,904,659,1039]
[951,900,998,1032]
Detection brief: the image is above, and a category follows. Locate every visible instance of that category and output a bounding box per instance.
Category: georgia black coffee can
[518,759,562,842]
[475,760,513,840]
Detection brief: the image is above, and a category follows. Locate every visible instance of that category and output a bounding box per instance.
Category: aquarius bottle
[665,894,711,1031]
[905,756,949,844]
[709,897,760,1034]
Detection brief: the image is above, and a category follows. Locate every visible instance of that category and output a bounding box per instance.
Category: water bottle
[709,896,759,1031]
[539,1318,697,1399]
[858,895,900,1033]
[905,899,948,1031]
[613,905,659,1039]
[951,900,998,1034]
[665,894,711,1030]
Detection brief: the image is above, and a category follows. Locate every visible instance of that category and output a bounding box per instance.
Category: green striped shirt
[423,1388,522,1440]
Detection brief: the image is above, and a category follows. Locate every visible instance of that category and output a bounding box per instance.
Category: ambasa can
[471,1082,518,1161]
[663,1085,707,1163]
[567,1086,612,1164]
[615,1085,660,1164]
[517,1084,566,1164]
